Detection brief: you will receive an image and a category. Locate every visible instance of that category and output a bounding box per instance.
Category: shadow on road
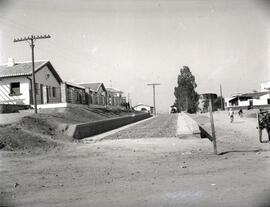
[218,148,269,155]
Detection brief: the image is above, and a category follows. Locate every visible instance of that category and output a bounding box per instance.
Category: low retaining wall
[0,104,31,113]
[66,113,152,139]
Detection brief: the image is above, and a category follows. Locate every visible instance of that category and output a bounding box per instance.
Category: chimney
[7,58,15,67]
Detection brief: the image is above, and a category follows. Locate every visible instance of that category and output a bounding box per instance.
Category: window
[35,83,39,95]
[268,99,270,105]
[10,82,20,95]
[52,87,56,97]
[47,86,51,97]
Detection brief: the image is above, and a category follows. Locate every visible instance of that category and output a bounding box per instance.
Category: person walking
[238,109,243,118]
[229,108,234,123]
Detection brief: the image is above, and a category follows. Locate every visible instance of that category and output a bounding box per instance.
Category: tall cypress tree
[174,66,199,113]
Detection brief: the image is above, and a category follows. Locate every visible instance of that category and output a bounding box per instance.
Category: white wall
[134,105,151,112]
[234,94,270,107]
[253,94,270,105]
[0,76,30,104]
[0,65,61,105]
[261,81,270,92]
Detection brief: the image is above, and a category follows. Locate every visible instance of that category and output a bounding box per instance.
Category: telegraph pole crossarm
[13,35,51,114]
[147,83,161,116]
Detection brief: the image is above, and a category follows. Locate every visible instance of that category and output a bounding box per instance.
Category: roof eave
[0,73,32,78]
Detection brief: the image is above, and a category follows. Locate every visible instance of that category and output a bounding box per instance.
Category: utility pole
[128,93,130,104]
[209,97,217,155]
[14,35,51,114]
[147,83,161,116]
[220,84,224,110]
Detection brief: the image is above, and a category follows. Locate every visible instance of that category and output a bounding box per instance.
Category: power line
[147,83,161,116]
[14,34,51,114]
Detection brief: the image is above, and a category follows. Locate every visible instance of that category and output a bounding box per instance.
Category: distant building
[133,104,153,113]
[198,93,218,113]
[64,82,87,105]
[225,80,270,109]
[79,82,107,105]
[226,92,270,108]
[106,87,124,106]
[261,80,270,92]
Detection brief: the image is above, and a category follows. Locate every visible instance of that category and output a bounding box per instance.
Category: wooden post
[220,84,224,110]
[209,98,218,155]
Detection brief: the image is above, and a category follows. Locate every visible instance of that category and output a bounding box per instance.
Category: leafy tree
[174,66,199,113]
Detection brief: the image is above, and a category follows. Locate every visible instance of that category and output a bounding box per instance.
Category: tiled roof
[133,103,153,108]
[79,83,102,92]
[66,82,85,89]
[106,87,123,93]
[0,61,47,78]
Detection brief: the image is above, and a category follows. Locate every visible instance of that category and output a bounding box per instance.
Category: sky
[0,0,269,113]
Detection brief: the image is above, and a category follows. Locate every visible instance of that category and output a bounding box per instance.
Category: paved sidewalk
[177,113,192,135]
[177,113,200,137]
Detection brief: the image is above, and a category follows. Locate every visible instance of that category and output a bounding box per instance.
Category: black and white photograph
[0,0,269,206]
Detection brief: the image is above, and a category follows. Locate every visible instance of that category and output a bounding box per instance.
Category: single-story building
[79,82,107,105]
[0,58,62,105]
[106,87,124,106]
[133,104,153,113]
[64,82,87,105]
[261,80,270,92]
[226,92,270,109]
[0,58,128,111]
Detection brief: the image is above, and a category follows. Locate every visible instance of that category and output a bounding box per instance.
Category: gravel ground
[103,114,178,140]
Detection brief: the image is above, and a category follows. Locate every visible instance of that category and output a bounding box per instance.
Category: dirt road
[1,113,269,207]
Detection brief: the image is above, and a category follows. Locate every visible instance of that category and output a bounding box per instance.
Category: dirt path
[1,113,269,207]
[189,111,270,153]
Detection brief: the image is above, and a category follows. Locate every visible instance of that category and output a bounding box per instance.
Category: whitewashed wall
[253,94,270,105]
[0,76,30,104]
[235,94,270,106]
[0,65,61,105]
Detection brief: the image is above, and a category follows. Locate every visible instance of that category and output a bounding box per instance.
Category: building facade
[106,87,124,106]
[0,58,128,109]
[226,92,270,108]
[79,82,107,106]
[133,104,153,113]
[0,59,62,105]
[198,93,218,113]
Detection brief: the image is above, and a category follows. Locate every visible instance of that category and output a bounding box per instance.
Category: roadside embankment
[0,106,146,152]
